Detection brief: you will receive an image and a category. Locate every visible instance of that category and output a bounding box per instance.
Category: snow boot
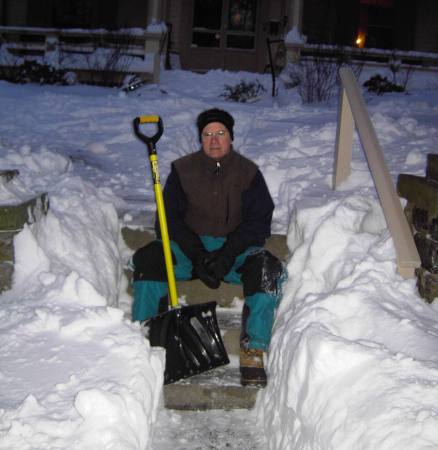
[239,348,267,387]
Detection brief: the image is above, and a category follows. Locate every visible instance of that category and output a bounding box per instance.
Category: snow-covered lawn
[1,66,438,449]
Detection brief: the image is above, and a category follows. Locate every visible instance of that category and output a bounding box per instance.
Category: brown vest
[173,149,258,237]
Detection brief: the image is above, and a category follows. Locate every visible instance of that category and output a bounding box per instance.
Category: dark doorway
[181,0,268,72]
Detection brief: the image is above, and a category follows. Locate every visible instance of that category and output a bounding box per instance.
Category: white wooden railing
[333,67,421,278]
[0,25,167,83]
[285,42,438,72]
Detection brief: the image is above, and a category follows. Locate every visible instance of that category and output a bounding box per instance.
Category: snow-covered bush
[363,74,405,95]
[282,47,363,103]
[219,79,267,103]
[13,60,68,85]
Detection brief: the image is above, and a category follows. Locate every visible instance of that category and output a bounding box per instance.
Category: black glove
[192,251,220,289]
[203,247,235,281]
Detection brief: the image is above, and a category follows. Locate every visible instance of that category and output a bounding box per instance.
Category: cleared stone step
[426,153,438,182]
[217,306,242,357]
[161,303,263,411]
[163,363,261,411]
[0,261,14,292]
[0,192,49,232]
[0,192,49,292]
[122,225,279,410]
[158,310,260,411]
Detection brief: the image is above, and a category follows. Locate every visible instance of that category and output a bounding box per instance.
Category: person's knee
[133,240,174,281]
[240,249,283,297]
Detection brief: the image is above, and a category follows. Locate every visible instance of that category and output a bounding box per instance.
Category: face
[201,122,232,160]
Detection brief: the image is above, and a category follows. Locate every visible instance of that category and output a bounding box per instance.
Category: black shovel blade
[148,301,229,384]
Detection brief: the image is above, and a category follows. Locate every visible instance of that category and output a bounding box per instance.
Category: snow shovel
[133,115,229,385]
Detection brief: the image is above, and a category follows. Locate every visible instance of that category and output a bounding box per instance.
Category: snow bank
[0,150,164,449]
[0,146,71,204]
[258,195,438,449]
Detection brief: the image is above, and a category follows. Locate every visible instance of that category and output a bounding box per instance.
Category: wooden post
[147,0,162,25]
[284,0,304,63]
[333,86,354,189]
[287,0,303,33]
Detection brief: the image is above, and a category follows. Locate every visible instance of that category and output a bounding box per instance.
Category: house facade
[1,0,437,73]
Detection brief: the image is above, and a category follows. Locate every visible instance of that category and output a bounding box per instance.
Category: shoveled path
[149,309,268,449]
[121,225,284,449]
[151,407,267,449]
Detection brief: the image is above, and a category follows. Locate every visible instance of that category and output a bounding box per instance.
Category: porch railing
[0,25,167,84]
[333,67,421,278]
[285,42,438,71]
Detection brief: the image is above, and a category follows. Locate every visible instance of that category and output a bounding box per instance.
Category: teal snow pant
[131,236,285,351]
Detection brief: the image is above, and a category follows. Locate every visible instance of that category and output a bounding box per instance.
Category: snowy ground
[1,64,438,449]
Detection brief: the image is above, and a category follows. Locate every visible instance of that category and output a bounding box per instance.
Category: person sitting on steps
[131,107,285,387]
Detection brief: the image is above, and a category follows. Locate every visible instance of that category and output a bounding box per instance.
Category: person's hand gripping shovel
[133,116,229,384]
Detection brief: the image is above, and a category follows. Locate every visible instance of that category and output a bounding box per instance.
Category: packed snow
[1,62,438,449]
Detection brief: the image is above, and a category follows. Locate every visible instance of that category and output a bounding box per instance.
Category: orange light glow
[355,32,366,48]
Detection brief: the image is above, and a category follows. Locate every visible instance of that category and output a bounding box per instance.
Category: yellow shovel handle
[133,115,179,309]
[139,115,160,124]
[149,157,179,309]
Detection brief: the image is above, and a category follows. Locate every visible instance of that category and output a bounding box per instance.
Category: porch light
[355,32,366,48]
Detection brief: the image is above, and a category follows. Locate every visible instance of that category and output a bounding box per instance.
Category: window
[192,0,258,50]
[227,0,257,49]
[192,0,222,48]
[53,0,92,28]
[357,0,395,49]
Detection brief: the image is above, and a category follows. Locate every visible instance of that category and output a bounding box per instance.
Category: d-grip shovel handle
[133,115,179,309]
[133,115,164,155]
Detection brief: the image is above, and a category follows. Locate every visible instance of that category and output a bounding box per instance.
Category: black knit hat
[196,108,234,142]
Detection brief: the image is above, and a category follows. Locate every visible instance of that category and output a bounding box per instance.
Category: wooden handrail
[333,67,420,278]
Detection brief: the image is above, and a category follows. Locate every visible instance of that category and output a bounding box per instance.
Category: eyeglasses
[202,130,228,139]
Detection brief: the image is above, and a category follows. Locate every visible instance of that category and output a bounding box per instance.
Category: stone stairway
[163,303,259,411]
[121,224,288,411]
